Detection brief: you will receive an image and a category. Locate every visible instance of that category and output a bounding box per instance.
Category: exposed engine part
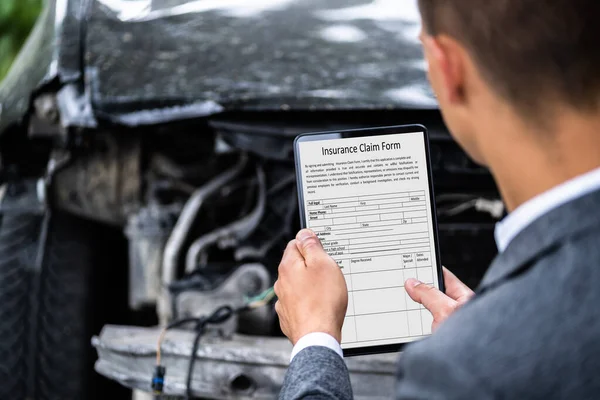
[126,204,180,309]
[234,181,296,261]
[219,130,296,161]
[185,165,266,273]
[28,94,64,140]
[437,196,504,219]
[94,325,397,399]
[0,180,45,215]
[33,94,60,125]
[150,154,213,181]
[52,134,141,225]
[160,155,248,324]
[56,84,98,129]
[474,198,504,219]
[172,263,272,338]
[233,172,297,262]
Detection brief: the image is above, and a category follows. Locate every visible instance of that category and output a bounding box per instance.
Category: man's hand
[405,267,474,331]
[274,229,348,345]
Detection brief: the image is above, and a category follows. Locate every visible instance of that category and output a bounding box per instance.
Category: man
[274,0,600,398]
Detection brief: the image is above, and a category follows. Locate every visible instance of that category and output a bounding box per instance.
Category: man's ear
[422,35,466,105]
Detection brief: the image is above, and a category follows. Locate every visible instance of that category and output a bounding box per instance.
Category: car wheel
[0,212,39,399]
[0,208,94,400]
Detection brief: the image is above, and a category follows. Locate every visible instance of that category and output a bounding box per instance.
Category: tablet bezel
[293,124,445,357]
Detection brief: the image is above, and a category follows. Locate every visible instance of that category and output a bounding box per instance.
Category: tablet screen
[296,128,441,352]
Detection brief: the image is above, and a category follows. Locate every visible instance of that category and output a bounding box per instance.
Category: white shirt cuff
[290,332,343,362]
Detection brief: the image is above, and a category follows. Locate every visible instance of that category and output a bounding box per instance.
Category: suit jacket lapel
[478,188,600,292]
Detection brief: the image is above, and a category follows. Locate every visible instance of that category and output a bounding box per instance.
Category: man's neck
[485,110,600,213]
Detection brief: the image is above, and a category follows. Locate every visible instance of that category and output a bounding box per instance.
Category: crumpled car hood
[0,0,437,131]
[89,0,436,116]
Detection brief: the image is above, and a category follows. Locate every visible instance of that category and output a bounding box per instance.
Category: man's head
[418,0,600,166]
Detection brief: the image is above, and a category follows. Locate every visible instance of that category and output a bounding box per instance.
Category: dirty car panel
[87,0,435,125]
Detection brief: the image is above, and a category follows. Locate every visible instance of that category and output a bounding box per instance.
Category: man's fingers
[295,229,328,264]
[406,278,458,321]
[281,239,303,267]
[278,240,305,278]
[442,267,475,304]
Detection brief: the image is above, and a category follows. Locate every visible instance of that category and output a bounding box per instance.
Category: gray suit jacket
[280,189,600,399]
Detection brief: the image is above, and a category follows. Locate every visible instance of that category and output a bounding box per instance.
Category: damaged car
[0,0,502,398]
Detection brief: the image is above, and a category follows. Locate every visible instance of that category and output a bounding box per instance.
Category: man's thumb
[405,278,453,318]
[295,229,326,262]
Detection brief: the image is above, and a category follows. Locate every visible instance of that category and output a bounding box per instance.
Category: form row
[331,246,432,262]
[336,252,433,271]
[342,309,433,344]
[342,264,434,288]
[322,232,429,246]
[324,238,430,253]
[308,203,426,217]
[309,210,428,226]
[315,222,431,241]
[307,190,426,205]
[307,197,426,210]
[345,285,429,317]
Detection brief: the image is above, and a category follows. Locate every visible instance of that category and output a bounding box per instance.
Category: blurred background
[0,0,501,399]
[0,0,43,81]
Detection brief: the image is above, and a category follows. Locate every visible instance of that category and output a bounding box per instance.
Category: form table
[306,190,435,346]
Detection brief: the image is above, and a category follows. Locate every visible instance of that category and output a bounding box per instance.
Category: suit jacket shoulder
[398,216,600,400]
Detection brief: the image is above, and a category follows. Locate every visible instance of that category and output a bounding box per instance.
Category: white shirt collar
[495,167,600,253]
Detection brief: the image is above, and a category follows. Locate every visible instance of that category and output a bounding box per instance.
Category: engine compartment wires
[436,195,505,220]
[245,286,276,309]
[153,286,276,398]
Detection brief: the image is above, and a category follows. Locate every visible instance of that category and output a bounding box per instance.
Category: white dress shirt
[290,167,600,362]
[494,167,600,252]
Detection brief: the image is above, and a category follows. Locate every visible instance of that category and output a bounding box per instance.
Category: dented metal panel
[93,325,397,399]
[86,0,435,122]
[1,0,436,131]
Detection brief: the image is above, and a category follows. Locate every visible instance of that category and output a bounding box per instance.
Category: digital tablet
[294,125,444,357]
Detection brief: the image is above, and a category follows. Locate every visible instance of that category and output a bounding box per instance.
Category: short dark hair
[419,0,600,115]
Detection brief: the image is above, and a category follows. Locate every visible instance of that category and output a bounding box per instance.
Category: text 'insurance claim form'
[298,132,440,349]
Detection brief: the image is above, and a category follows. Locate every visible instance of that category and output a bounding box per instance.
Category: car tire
[0,209,94,400]
[0,212,40,399]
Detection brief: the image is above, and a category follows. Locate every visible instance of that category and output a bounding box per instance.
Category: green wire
[245,286,275,304]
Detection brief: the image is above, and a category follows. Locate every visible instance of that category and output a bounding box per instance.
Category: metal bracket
[93,325,397,399]
[174,263,272,337]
